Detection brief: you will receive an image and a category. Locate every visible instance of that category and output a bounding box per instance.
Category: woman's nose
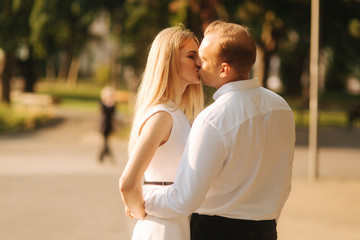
[195,64,200,71]
[195,57,201,70]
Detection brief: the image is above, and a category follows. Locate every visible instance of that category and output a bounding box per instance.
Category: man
[142,20,295,240]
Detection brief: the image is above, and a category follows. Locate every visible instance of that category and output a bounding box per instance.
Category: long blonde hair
[128,25,204,153]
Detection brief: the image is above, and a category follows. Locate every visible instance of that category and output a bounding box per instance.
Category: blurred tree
[120,0,226,97]
[320,0,360,92]
[0,0,34,103]
[225,0,310,96]
[274,0,310,96]
[105,3,125,88]
[231,0,360,95]
[30,0,102,87]
[121,0,172,77]
[170,0,228,38]
[2,0,359,103]
[30,0,125,88]
[152,0,310,96]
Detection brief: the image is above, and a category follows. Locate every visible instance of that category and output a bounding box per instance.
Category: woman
[119,25,204,240]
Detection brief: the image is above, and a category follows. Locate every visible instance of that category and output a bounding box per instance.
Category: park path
[0,107,360,240]
[0,107,136,240]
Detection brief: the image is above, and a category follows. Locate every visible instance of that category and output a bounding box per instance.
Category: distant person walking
[99,86,116,163]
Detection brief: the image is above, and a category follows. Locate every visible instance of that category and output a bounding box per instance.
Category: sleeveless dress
[131,103,191,240]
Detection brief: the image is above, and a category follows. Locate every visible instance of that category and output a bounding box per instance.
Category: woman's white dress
[131,103,191,240]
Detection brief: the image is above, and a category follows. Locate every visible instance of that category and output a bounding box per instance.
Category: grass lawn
[1,81,359,134]
[293,109,351,128]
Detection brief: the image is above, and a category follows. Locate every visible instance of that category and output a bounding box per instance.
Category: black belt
[144,181,173,186]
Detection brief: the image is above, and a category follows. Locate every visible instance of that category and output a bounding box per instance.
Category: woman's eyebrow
[188,50,197,54]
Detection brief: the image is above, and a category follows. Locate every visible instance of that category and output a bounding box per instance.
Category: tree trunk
[57,51,71,82]
[110,8,123,89]
[66,56,81,88]
[282,52,306,96]
[20,48,37,93]
[262,50,272,89]
[1,52,15,104]
[252,47,264,84]
[46,56,56,82]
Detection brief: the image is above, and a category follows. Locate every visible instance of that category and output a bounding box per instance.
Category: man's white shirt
[143,78,295,221]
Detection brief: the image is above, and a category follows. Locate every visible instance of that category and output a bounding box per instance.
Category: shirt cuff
[142,185,163,213]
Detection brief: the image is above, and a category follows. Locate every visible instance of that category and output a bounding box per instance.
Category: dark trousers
[99,134,114,163]
[190,213,277,240]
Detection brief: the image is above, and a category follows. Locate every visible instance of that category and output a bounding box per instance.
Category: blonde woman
[119,26,204,240]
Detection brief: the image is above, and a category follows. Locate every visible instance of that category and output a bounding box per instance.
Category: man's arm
[143,120,227,218]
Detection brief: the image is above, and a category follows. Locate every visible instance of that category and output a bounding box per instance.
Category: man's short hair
[204,20,257,73]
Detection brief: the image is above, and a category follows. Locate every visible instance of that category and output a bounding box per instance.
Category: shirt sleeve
[143,119,227,218]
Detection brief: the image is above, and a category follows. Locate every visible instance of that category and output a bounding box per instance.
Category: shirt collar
[213,78,260,100]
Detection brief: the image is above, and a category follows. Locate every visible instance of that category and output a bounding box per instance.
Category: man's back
[193,79,295,220]
[143,79,295,222]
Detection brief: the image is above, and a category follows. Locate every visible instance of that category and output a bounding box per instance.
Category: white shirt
[143,78,295,221]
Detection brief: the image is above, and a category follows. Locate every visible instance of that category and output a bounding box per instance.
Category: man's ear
[220,62,231,78]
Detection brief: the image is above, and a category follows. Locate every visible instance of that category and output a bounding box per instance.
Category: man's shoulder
[193,97,235,133]
[197,100,224,121]
[267,90,292,110]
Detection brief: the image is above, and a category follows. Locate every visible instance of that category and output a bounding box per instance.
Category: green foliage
[94,64,111,85]
[0,103,52,134]
[1,0,360,103]
[29,0,99,59]
[121,0,173,73]
[292,109,349,128]
[0,0,33,51]
[320,0,360,90]
[37,81,101,111]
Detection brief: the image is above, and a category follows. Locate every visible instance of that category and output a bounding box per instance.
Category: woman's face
[178,39,201,90]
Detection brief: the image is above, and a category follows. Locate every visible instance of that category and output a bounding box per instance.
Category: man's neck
[225,74,250,84]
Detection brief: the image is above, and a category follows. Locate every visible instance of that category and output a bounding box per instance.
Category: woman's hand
[120,112,172,220]
[125,205,135,219]
[125,205,147,219]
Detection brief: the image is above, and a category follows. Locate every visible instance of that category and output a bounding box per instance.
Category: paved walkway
[0,107,359,240]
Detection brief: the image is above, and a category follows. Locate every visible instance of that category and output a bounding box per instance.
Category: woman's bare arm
[119,111,173,219]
